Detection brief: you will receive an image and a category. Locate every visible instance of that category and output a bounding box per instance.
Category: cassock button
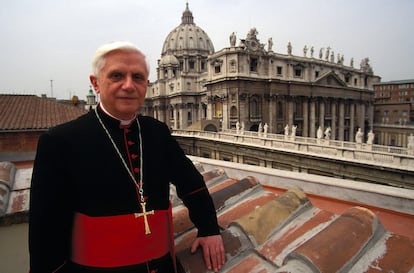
[128,140,135,146]
[131,154,138,159]
[134,167,140,173]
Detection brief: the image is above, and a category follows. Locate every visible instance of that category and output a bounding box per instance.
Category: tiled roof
[1,160,413,272]
[0,94,87,131]
[373,79,414,85]
[171,166,414,273]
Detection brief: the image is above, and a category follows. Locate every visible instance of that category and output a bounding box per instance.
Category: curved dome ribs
[161,3,214,57]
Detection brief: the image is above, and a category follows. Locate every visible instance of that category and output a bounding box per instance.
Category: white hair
[91,41,150,77]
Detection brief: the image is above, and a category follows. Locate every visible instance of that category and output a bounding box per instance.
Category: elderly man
[29,41,225,273]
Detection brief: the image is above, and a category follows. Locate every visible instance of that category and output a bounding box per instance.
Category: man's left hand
[191,234,225,272]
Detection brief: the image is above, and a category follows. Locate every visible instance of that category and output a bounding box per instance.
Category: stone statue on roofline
[360,57,373,74]
[287,42,292,55]
[247,28,258,40]
[230,32,236,47]
[325,46,331,61]
[268,37,273,51]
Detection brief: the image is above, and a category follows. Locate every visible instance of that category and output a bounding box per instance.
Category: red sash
[71,209,171,268]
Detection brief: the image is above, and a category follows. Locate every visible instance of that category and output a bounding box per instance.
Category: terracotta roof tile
[0,94,87,131]
[173,166,414,273]
[1,160,414,272]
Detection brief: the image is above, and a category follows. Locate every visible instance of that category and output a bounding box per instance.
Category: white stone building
[143,4,381,141]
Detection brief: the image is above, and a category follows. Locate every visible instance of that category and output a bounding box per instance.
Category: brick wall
[0,131,44,153]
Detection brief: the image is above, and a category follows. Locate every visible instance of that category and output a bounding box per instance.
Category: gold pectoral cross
[134,202,155,235]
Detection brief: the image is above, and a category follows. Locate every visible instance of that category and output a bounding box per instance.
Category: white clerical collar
[99,103,136,126]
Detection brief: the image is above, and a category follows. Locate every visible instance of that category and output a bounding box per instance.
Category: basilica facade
[142,4,381,141]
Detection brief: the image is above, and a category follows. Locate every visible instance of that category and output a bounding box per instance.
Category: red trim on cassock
[71,209,170,268]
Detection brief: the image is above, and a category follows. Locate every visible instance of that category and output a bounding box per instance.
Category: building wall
[373,80,414,146]
[143,6,381,142]
[0,131,44,153]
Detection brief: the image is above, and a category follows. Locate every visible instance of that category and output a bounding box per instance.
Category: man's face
[90,50,148,120]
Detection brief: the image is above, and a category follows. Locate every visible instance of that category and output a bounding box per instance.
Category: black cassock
[29,106,219,273]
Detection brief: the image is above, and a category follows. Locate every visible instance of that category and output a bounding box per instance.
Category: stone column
[349,102,355,141]
[288,97,294,126]
[331,101,337,140]
[303,99,309,137]
[338,100,345,141]
[367,103,374,130]
[206,99,213,120]
[358,102,365,133]
[179,105,187,129]
[319,99,325,130]
[310,99,316,138]
[222,99,229,129]
[173,107,178,129]
[269,96,277,134]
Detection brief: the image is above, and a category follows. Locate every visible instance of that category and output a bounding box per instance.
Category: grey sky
[1,0,413,99]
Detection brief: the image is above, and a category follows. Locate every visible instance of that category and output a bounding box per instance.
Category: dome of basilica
[159,54,179,66]
[161,3,214,56]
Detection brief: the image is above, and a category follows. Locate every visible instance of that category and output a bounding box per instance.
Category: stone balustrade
[173,129,414,171]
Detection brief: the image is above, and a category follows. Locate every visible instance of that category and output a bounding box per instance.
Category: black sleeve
[29,133,73,272]
[161,123,220,237]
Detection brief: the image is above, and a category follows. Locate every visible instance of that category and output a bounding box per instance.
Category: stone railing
[172,129,414,170]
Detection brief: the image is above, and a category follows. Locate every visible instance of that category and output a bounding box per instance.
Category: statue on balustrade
[355,128,364,144]
[324,127,331,140]
[408,134,414,155]
[367,130,375,145]
[291,125,297,137]
[317,126,323,141]
[284,124,290,139]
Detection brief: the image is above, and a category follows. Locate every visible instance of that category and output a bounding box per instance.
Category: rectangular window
[189,60,195,70]
[277,66,283,75]
[215,65,221,74]
[250,58,258,72]
[294,68,302,77]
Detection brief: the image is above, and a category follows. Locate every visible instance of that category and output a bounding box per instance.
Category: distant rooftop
[0,94,87,131]
[373,79,414,85]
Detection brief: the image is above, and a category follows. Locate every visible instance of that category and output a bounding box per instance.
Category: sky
[1,0,413,100]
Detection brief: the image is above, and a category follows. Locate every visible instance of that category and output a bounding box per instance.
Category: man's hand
[191,234,225,272]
